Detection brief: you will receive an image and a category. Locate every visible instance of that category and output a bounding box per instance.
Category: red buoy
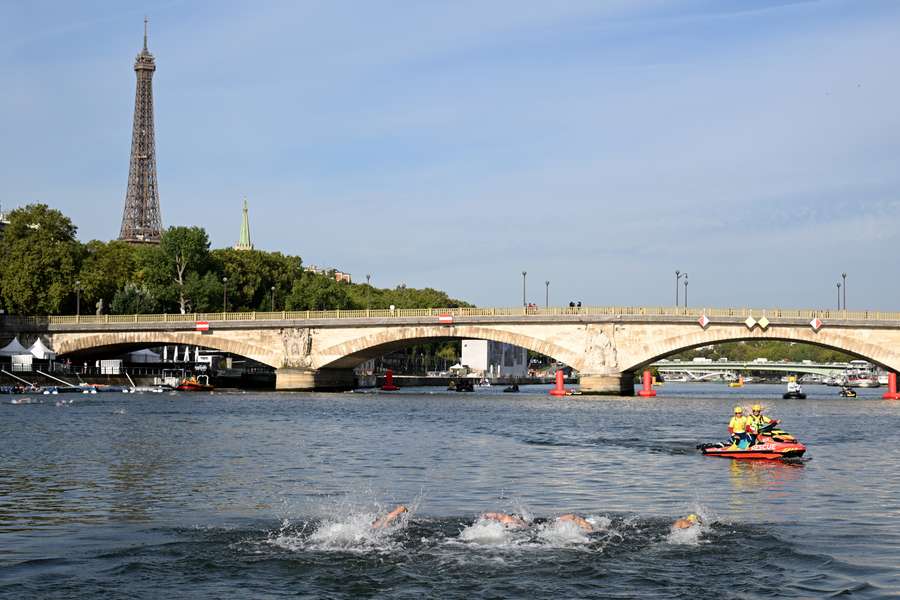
[381,369,400,391]
[637,370,656,397]
[549,369,567,396]
[883,372,900,400]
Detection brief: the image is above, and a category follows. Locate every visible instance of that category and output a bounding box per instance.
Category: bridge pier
[275,367,357,392]
[579,371,635,396]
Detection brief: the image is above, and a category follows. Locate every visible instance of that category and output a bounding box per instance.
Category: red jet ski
[697,421,806,460]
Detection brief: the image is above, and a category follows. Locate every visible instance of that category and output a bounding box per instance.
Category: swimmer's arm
[372,505,407,529]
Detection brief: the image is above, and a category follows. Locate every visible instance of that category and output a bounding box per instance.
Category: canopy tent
[0,337,29,357]
[28,338,56,360]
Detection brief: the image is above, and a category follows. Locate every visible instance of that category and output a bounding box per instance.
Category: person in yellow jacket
[728,406,752,447]
[747,404,777,442]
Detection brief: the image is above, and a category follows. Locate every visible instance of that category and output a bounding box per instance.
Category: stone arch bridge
[3,307,900,394]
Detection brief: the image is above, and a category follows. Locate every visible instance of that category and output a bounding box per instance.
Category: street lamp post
[684,275,689,308]
[545,280,550,309]
[366,274,371,310]
[75,280,81,316]
[223,277,228,313]
[836,282,841,311]
[675,270,681,306]
[522,271,527,307]
[841,272,847,310]
[271,286,276,311]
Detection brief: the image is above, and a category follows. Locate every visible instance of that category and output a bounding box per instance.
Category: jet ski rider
[728,406,753,447]
[747,404,776,443]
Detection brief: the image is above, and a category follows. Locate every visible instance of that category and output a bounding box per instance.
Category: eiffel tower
[119,18,163,244]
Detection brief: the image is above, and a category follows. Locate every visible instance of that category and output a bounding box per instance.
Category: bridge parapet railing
[4,306,900,326]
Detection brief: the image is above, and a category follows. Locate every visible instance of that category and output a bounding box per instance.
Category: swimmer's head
[686,513,700,524]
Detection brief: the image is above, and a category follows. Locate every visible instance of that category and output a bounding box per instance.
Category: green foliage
[110,283,159,315]
[211,248,302,311]
[671,340,854,363]
[0,204,83,315]
[285,273,353,311]
[79,240,137,310]
[0,205,467,316]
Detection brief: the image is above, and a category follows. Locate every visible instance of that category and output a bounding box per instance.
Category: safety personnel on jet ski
[746,404,775,444]
[728,406,752,447]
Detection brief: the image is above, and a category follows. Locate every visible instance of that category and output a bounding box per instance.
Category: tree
[78,240,137,311]
[134,226,213,314]
[110,283,159,314]
[210,248,302,311]
[285,273,353,310]
[0,204,83,315]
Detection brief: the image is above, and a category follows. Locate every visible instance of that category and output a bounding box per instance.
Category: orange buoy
[883,372,900,399]
[549,369,567,396]
[637,370,656,397]
[381,369,400,391]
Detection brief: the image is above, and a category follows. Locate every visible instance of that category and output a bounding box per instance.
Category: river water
[1,383,898,598]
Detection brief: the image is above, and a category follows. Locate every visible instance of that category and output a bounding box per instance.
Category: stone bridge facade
[4,308,900,394]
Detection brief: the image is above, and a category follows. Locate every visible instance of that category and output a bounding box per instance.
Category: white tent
[0,337,29,357]
[28,338,56,360]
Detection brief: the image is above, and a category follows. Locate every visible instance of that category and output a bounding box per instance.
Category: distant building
[0,206,8,237]
[304,265,351,283]
[233,198,253,251]
[461,340,528,377]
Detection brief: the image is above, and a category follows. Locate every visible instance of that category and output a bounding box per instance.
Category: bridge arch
[53,331,279,368]
[620,325,900,373]
[313,324,584,370]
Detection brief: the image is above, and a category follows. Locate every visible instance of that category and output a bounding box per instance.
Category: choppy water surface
[1,383,899,598]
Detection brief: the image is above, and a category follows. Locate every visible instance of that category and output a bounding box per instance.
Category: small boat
[176,374,214,392]
[503,383,520,393]
[698,422,806,460]
[728,375,744,388]
[475,378,491,388]
[782,380,806,400]
[839,386,857,398]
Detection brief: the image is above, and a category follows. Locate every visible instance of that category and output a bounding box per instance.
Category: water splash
[458,519,516,545]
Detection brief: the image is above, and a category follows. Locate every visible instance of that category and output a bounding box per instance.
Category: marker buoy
[381,369,400,391]
[637,370,657,397]
[549,369,567,396]
[883,372,900,400]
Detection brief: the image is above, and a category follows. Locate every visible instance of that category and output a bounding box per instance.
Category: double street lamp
[675,271,687,307]
[545,280,550,308]
[836,282,842,311]
[366,273,371,310]
[522,271,527,307]
[841,272,847,310]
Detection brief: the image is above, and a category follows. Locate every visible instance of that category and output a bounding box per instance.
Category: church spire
[234,198,253,250]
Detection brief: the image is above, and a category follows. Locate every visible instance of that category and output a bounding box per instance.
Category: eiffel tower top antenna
[143,16,148,51]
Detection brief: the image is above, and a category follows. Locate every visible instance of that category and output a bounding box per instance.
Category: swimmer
[672,513,701,529]
[371,504,408,529]
[480,512,595,532]
[479,512,528,528]
[556,513,595,532]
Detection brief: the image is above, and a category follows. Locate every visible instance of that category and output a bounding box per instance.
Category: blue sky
[2,0,899,309]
